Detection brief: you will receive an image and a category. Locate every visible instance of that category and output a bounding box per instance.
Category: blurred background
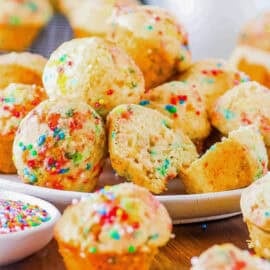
[147,0,270,59]
[32,0,270,59]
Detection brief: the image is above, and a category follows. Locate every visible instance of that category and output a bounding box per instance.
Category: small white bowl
[0,190,61,266]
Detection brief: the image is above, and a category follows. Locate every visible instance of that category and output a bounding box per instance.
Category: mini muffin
[0,83,47,173]
[176,59,249,111]
[231,12,270,88]
[140,81,211,144]
[211,82,270,151]
[180,125,268,194]
[0,52,47,89]
[13,99,106,192]
[55,183,172,270]
[191,244,270,270]
[107,104,198,194]
[63,0,140,38]
[241,173,270,259]
[108,5,191,89]
[43,37,144,118]
[0,0,53,51]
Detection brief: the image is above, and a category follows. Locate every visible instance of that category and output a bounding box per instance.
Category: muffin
[13,99,106,192]
[191,244,270,270]
[140,81,211,144]
[211,82,270,156]
[175,59,249,112]
[180,125,268,194]
[55,183,172,270]
[241,173,270,259]
[0,0,53,51]
[0,52,47,89]
[107,104,198,194]
[108,5,191,89]
[0,83,47,173]
[62,0,140,38]
[231,12,270,88]
[43,37,145,118]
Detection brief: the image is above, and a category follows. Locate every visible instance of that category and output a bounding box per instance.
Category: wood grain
[1,216,249,270]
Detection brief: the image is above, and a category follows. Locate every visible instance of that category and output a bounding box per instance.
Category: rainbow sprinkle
[0,199,51,234]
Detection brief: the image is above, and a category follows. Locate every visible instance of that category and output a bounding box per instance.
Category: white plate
[0,162,243,224]
[0,190,60,266]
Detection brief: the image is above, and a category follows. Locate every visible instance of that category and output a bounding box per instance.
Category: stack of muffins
[1,1,270,269]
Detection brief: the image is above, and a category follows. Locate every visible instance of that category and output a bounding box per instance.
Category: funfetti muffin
[0,52,47,89]
[64,0,140,38]
[140,81,211,146]
[180,125,268,194]
[241,173,270,259]
[191,244,270,270]
[0,0,53,51]
[108,5,191,89]
[13,99,106,192]
[211,81,270,160]
[107,104,198,194]
[55,183,172,270]
[175,59,249,112]
[43,37,145,118]
[0,83,47,173]
[231,12,270,88]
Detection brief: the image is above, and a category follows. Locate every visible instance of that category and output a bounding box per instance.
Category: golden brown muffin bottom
[238,58,270,88]
[0,65,43,89]
[0,134,16,174]
[58,242,157,270]
[0,25,42,52]
[111,28,178,89]
[72,28,105,38]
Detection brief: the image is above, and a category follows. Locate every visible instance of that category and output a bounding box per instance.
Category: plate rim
[0,175,244,200]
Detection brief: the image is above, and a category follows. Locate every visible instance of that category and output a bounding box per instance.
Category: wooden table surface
[1,215,250,270]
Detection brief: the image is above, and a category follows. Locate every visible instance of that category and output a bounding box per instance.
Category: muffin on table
[180,125,268,194]
[0,83,47,173]
[0,0,53,51]
[241,173,270,259]
[61,0,140,38]
[55,183,172,270]
[107,104,198,194]
[191,243,270,270]
[210,81,270,162]
[0,52,47,89]
[231,12,270,88]
[175,59,249,112]
[43,37,145,118]
[108,5,191,89]
[140,81,211,151]
[13,99,106,192]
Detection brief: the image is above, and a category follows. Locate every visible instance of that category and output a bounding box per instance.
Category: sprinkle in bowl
[0,190,61,266]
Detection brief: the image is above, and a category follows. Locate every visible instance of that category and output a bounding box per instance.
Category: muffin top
[191,244,270,270]
[177,59,249,111]
[0,83,47,136]
[141,81,210,141]
[68,0,140,37]
[211,81,270,146]
[239,12,270,52]
[241,173,270,231]
[43,37,145,117]
[55,183,172,254]
[13,99,106,190]
[0,0,53,25]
